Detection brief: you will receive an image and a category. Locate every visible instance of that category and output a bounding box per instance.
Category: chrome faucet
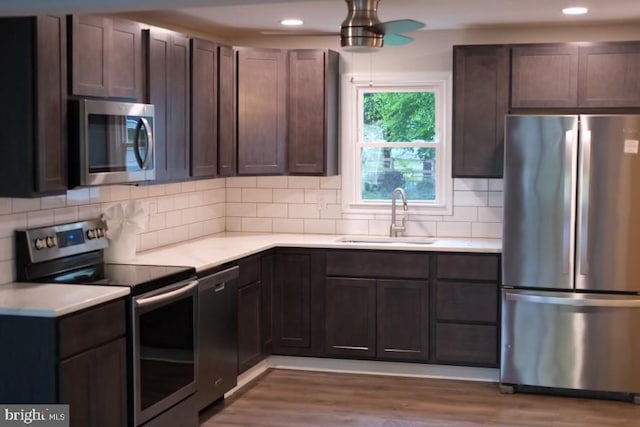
[389,187,408,237]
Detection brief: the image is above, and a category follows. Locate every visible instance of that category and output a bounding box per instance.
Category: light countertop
[0,233,500,317]
[130,233,501,273]
[0,283,129,317]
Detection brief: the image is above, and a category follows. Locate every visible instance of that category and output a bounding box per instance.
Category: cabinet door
[511,44,579,108]
[435,323,497,366]
[237,281,262,374]
[109,18,142,100]
[452,45,508,178]
[261,254,274,354]
[92,338,128,426]
[69,15,109,97]
[433,253,500,367]
[218,45,236,177]
[69,16,141,100]
[59,337,127,427]
[325,278,376,358]
[288,49,339,176]
[146,29,190,182]
[237,48,287,175]
[578,42,640,108]
[36,15,67,193]
[191,38,218,178]
[377,279,429,361]
[273,252,311,350]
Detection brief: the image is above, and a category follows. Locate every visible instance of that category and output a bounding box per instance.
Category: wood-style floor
[200,369,640,427]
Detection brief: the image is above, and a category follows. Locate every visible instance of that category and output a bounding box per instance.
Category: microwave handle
[133,117,154,170]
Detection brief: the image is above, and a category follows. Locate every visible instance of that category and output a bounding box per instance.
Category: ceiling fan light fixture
[280,18,304,26]
[339,0,424,52]
[562,6,588,15]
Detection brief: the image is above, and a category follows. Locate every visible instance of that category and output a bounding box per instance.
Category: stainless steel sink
[336,236,437,245]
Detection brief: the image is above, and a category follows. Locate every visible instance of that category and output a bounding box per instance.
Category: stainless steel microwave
[70,99,155,187]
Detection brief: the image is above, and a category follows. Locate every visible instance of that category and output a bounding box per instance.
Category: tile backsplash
[0,176,502,285]
[0,179,226,285]
[226,176,503,239]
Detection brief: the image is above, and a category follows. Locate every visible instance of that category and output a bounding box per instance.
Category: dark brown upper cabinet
[237,47,288,175]
[218,45,237,177]
[190,38,219,178]
[511,44,579,108]
[578,42,640,108]
[144,28,190,182]
[0,16,67,197]
[69,15,143,100]
[452,45,509,178]
[288,49,339,176]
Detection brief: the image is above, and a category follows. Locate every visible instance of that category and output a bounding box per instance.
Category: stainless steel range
[15,219,198,426]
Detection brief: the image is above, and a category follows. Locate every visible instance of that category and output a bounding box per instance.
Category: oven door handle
[135,280,198,309]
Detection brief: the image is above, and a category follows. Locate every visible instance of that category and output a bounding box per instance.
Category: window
[342,73,452,214]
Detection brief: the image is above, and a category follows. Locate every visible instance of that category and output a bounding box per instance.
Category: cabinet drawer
[436,281,498,323]
[435,323,497,366]
[436,254,499,281]
[238,255,261,287]
[58,300,126,359]
[326,251,429,279]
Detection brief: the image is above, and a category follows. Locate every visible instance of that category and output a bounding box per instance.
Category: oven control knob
[45,236,56,248]
[87,229,96,240]
[97,228,105,238]
[34,238,47,250]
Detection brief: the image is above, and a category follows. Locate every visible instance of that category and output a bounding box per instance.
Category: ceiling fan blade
[383,33,414,46]
[371,19,425,35]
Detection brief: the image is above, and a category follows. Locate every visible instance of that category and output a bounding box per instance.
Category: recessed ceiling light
[562,7,588,15]
[280,18,304,26]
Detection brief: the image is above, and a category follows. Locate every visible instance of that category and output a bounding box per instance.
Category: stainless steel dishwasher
[196,265,239,411]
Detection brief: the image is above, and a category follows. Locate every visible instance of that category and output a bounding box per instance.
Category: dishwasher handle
[199,266,239,292]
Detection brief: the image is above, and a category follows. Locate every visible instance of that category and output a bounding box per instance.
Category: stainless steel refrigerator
[501,114,640,400]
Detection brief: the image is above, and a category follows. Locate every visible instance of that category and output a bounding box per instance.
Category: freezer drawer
[501,289,640,395]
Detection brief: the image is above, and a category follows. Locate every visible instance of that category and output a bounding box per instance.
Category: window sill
[343,202,453,217]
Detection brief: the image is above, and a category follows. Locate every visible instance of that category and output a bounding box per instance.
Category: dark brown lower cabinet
[59,337,127,427]
[237,280,262,374]
[377,279,429,361]
[325,278,376,358]
[0,299,127,427]
[435,323,497,366]
[325,278,429,362]
[433,253,501,367]
[272,250,325,357]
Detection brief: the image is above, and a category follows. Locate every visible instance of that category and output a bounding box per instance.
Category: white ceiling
[3,0,640,36]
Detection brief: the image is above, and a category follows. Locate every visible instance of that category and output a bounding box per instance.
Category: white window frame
[341,72,453,215]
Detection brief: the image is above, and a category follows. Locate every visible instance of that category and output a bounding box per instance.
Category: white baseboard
[224,356,499,398]
[268,356,499,382]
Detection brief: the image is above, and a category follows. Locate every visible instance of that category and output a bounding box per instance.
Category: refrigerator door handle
[563,129,577,275]
[578,128,592,276]
[505,292,640,308]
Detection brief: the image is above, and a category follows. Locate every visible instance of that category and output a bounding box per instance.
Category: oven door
[133,278,198,426]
